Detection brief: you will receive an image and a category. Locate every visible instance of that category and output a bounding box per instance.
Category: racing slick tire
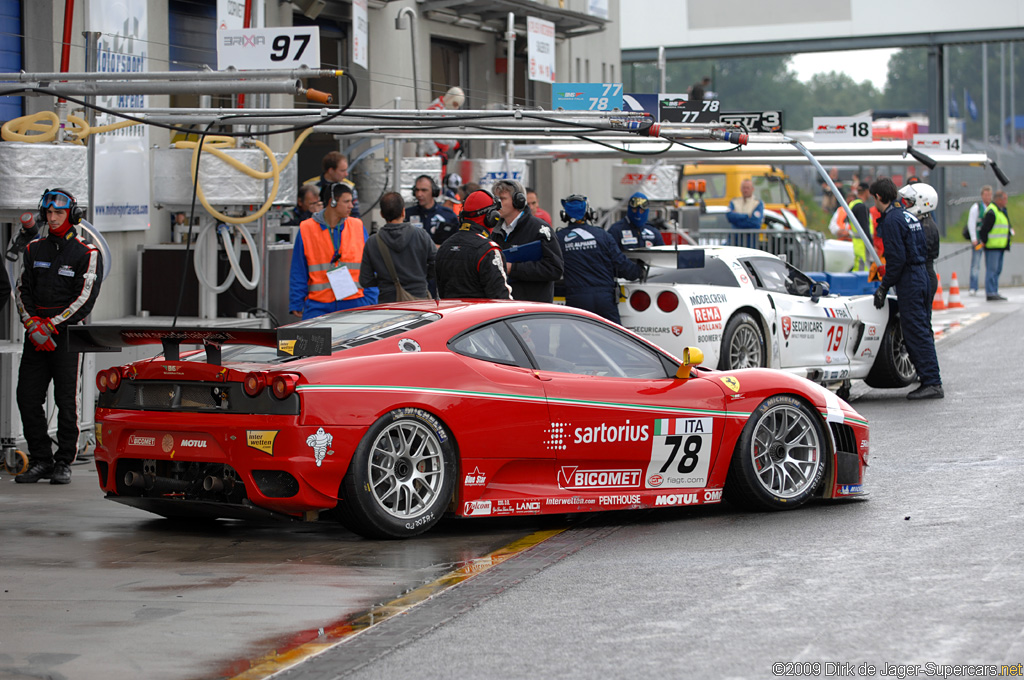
[724,395,827,511]
[718,312,766,370]
[864,319,917,388]
[339,408,456,539]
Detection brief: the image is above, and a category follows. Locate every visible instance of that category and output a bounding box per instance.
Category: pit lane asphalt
[1,290,1020,680]
[283,289,1024,680]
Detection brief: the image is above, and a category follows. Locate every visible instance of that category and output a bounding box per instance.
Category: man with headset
[435,190,512,299]
[406,175,460,245]
[289,182,377,320]
[14,188,103,484]
[489,179,563,303]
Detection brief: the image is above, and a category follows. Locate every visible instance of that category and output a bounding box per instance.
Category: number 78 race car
[75,300,868,540]
[618,245,915,398]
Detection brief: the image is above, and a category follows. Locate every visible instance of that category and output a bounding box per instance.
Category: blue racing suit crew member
[556,194,646,325]
[871,177,943,400]
[726,178,764,248]
[289,182,378,320]
[608,192,665,251]
[15,188,103,484]
[435,190,512,299]
[406,175,461,245]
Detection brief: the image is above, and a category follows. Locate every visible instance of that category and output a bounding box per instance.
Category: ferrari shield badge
[720,376,740,392]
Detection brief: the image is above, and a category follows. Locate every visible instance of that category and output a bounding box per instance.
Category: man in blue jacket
[871,177,942,400]
[726,178,764,247]
[556,194,645,324]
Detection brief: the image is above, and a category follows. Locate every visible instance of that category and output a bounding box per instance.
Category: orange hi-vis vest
[299,216,366,302]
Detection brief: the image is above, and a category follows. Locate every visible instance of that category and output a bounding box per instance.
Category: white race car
[619,245,915,398]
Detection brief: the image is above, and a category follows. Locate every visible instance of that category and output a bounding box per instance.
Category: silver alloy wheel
[729,323,763,368]
[368,419,446,519]
[749,403,822,499]
[891,323,916,382]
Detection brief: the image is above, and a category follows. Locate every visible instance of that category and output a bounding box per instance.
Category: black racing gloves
[873,286,888,309]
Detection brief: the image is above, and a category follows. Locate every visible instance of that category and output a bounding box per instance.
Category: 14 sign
[912,133,962,153]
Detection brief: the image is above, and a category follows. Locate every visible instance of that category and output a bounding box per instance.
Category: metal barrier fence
[685,228,827,271]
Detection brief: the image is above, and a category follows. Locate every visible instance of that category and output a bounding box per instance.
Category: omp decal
[720,376,740,392]
[704,488,723,503]
[298,385,750,419]
[247,430,279,456]
[647,417,713,488]
[305,427,334,467]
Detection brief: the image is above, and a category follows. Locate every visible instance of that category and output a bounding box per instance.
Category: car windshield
[192,310,441,364]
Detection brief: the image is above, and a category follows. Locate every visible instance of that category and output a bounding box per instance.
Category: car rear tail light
[657,291,679,313]
[270,374,298,400]
[629,290,651,312]
[243,372,266,397]
[108,368,122,391]
[96,371,108,393]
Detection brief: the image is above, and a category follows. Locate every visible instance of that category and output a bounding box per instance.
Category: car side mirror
[810,280,829,303]
[675,346,705,379]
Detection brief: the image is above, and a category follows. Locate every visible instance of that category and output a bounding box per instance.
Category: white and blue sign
[553,83,623,111]
[623,93,659,122]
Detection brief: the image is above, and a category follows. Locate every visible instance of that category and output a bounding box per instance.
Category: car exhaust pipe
[203,475,234,493]
[123,471,189,494]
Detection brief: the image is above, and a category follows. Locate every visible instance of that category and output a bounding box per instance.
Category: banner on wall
[217,0,264,30]
[527,16,555,84]
[353,0,368,69]
[87,0,150,232]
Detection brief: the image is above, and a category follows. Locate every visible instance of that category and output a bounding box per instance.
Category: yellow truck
[682,164,807,226]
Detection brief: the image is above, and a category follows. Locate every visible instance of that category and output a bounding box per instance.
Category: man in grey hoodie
[359,192,436,302]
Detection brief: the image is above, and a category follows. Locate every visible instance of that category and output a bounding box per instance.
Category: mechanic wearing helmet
[489,179,564,303]
[898,183,941,320]
[15,188,103,484]
[556,195,646,324]
[289,182,378,320]
[870,178,943,400]
[435,189,512,300]
[608,192,665,251]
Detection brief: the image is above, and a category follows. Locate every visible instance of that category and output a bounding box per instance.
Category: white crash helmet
[898,182,938,216]
[443,86,465,110]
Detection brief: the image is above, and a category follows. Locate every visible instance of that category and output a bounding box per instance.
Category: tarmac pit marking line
[224,526,568,680]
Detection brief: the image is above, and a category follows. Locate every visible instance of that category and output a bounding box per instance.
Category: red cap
[462,190,497,226]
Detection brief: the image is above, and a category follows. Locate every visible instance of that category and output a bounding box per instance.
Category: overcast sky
[789,48,898,90]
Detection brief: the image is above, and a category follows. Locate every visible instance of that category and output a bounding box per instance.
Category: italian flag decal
[654,418,691,436]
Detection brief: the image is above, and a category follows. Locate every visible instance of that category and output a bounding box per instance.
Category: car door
[504,314,729,495]
[742,256,852,376]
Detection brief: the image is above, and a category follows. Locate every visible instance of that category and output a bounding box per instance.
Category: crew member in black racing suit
[15,188,103,484]
[870,178,942,400]
[556,194,646,324]
[435,190,512,300]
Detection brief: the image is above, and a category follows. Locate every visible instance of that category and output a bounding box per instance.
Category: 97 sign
[218,27,321,71]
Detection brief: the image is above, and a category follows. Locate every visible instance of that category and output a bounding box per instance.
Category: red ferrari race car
[75,300,869,539]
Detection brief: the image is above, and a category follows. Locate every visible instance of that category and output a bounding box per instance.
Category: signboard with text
[217,27,320,70]
[813,116,872,142]
[527,16,555,84]
[912,133,962,153]
[554,83,623,111]
[659,94,720,123]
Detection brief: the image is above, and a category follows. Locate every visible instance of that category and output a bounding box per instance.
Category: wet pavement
[0,469,557,680]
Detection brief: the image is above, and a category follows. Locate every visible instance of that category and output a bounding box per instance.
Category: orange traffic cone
[932,274,947,311]
[946,272,965,309]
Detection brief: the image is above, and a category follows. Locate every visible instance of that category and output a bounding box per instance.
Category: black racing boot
[50,463,72,485]
[907,384,944,400]
[15,462,53,483]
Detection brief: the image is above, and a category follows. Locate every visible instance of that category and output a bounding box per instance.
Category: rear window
[204,310,441,364]
[644,256,740,287]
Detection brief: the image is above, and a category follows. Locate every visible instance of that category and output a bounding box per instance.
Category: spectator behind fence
[359,192,436,303]
[726,178,764,248]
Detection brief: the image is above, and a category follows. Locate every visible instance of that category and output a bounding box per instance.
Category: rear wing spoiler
[68,325,332,365]
[627,247,707,270]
